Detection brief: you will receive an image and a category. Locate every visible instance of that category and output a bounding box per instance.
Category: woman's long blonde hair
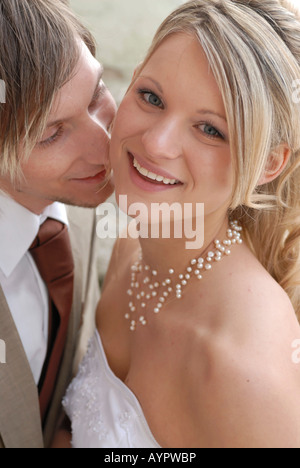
[140,0,300,319]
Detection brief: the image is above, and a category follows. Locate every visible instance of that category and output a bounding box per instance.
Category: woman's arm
[50,415,72,448]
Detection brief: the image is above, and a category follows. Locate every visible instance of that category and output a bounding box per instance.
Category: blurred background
[69,0,185,281]
[70,0,184,104]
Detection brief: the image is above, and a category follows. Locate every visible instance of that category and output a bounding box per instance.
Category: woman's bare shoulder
[186,255,300,447]
[209,243,299,334]
[191,331,300,447]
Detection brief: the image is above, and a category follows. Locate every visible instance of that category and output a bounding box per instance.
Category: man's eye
[38,126,64,148]
[137,89,163,108]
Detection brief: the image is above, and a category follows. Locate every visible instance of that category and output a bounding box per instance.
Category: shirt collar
[40,201,69,227]
[0,193,68,277]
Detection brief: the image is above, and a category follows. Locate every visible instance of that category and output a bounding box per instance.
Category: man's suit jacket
[0,206,100,448]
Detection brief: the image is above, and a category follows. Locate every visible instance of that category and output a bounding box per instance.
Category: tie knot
[31,218,65,249]
[30,218,74,285]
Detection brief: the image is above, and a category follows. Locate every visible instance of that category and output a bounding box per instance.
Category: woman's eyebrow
[197,109,227,123]
[139,75,164,94]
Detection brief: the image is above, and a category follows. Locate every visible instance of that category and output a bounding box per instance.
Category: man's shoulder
[66,205,96,226]
[66,206,97,245]
[66,206,98,270]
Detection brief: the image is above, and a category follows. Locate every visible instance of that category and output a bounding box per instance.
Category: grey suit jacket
[0,206,100,448]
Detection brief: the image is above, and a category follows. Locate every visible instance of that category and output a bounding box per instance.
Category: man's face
[1,41,117,214]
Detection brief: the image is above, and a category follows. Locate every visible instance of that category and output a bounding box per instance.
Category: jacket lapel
[43,206,94,447]
[0,287,44,448]
[0,207,99,448]
[69,207,101,372]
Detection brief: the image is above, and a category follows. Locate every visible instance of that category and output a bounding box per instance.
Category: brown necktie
[30,218,74,422]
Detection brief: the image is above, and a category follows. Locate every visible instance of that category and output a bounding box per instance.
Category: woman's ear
[258,144,291,185]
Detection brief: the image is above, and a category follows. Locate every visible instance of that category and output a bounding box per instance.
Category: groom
[0,0,116,448]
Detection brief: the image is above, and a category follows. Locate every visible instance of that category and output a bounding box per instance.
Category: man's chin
[8,177,115,212]
[51,185,115,209]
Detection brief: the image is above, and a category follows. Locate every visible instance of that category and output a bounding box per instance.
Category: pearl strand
[126,220,243,331]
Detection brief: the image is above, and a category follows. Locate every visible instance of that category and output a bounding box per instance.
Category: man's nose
[94,91,117,134]
[84,93,117,165]
[141,116,183,161]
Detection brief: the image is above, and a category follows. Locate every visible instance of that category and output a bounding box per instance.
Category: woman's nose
[141,117,183,160]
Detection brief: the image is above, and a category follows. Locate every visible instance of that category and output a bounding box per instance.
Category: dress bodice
[63,331,161,448]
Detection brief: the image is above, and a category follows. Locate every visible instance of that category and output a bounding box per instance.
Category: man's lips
[71,169,108,183]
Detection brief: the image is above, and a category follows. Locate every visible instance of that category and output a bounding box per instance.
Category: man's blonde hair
[0,0,96,181]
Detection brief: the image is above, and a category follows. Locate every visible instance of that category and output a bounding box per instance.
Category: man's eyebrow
[46,66,104,128]
[90,66,104,102]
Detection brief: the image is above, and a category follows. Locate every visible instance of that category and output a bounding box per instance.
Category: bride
[59,0,300,448]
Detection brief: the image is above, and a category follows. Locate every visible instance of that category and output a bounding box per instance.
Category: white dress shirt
[0,193,68,384]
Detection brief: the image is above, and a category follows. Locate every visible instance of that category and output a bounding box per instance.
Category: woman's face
[110,33,232,221]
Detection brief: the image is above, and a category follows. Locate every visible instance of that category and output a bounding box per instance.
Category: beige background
[70,0,184,103]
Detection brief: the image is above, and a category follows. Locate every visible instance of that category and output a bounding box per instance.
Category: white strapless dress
[63,331,161,448]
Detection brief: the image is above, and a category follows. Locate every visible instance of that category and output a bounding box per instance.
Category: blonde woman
[62,0,300,448]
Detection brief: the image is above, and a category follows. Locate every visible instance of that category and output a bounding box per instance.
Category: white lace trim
[62,332,160,448]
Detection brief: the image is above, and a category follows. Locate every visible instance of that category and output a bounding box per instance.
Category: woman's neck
[125,213,243,331]
[138,214,230,277]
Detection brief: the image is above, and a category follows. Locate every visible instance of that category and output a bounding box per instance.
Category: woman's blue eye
[199,123,223,139]
[138,89,163,108]
[204,125,219,136]
[145,93,162,107]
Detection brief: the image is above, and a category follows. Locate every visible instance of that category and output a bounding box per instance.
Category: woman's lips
[130,152,182,183]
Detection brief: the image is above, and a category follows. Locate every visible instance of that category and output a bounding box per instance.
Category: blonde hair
[0,0,96,181]
[139,0,300,319]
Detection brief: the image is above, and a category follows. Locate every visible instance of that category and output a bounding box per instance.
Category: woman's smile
[127,152,183,192]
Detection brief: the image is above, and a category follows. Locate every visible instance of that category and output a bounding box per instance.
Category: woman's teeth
[133,158,179,185]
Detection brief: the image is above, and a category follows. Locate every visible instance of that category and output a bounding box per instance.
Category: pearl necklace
[126,220,243,331]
